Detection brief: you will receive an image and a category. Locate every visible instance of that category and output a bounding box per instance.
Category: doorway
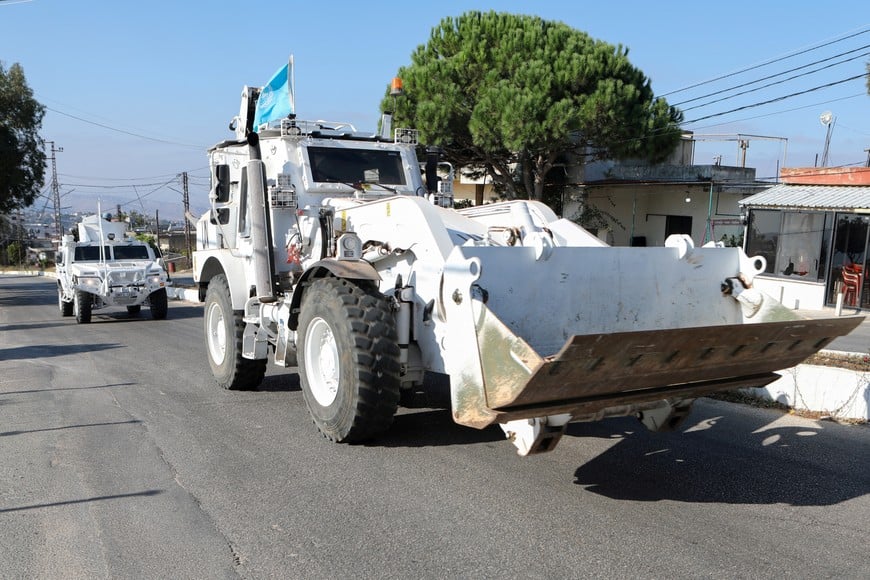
[827,214,870,308]
[665,215,693,240]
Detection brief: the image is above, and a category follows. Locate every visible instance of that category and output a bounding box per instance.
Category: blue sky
[1,0,868,220]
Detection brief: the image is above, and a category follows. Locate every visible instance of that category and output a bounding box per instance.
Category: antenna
[818,111,836,167]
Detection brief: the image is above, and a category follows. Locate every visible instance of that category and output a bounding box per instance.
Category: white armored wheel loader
[57,214,170,323]
[193,84,861,455]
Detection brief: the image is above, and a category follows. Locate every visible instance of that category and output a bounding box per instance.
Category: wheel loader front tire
[297,277,400,443]
[74,289,92,324]
[203,274,266,390]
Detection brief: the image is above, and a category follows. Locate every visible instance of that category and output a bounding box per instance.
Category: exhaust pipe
[246,158,275,302]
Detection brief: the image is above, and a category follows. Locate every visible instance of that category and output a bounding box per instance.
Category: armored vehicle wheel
[74,289,92,324]
[297,277,400,443]
[127,305,141,317]
[149,288,168,320]
[58,285,73,317]
[203,274,266,390]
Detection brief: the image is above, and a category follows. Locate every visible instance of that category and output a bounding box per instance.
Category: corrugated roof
[739,184,870,210]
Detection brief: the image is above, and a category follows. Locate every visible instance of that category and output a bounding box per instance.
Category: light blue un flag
[253,58,294,131]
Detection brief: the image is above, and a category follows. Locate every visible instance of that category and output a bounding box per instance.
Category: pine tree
[382,11,683,202]
[0,62,46,213]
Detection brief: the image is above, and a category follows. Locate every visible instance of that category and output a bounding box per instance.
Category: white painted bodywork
[57,215,169,309]
[193,107,861,455]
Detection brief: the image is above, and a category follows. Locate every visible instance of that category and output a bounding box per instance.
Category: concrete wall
[752,276,828,311]
[565,185,746,247]
[747,362,870,421]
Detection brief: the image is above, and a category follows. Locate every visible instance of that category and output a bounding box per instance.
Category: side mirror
[213,164,230,203]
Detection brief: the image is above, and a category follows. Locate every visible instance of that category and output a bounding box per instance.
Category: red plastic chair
[841,269,860,306]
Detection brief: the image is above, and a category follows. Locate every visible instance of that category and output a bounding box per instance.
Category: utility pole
[16,208,24,268]
[47,141,63,240]
[182,171,192,268]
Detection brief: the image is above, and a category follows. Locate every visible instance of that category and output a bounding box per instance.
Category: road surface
[1,274,868,578]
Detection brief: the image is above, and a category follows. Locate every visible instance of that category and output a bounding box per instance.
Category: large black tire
[203,274,266,390]
[297,277,400,443]
[74,289,92,324]
[127,304,141,317]
[58,285,73,317]
[149,288,168,320]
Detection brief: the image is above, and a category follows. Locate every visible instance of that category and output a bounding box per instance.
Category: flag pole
[289,55,295,114]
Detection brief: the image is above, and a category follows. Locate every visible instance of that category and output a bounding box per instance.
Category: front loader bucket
[440,246,863,429]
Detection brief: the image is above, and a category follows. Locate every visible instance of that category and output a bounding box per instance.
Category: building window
[774,212,826,278]
[745,210,779,274]
[746,210,830,280]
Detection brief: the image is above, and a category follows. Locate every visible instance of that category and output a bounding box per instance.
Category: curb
[169,286,200,303]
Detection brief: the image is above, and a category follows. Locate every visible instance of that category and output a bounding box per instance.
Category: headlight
[80,277,101,287]
[148,275,163,285]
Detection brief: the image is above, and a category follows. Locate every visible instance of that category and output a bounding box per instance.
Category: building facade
[739,167,870,310]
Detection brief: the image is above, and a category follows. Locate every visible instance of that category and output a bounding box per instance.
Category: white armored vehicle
[57,214,170,323]
[193,80,861,455]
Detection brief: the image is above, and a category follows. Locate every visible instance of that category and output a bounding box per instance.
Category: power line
[679,50,870,113]
[58,169,207,181]
[61,181,182,189]
[45,106,205,149]
[672,44,870,107]
[661,26,870,97]
[688,92,865,130]
[683,73,867,125]
[117,178,178,208]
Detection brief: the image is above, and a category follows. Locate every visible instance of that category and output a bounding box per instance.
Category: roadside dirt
[708,350,870,426]
[804,351,870,372]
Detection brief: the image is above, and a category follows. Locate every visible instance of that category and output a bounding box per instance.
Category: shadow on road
[371,373,505,448]
[0,321,69,332]
[568,405,870,507]
[0,279,57,307]
[257,372,301,392]
[75,303,202,324]
[375,409,505,449]
[164,305,204,320]
[0,419,143,437]
[0,489,163,513]
[0,342,123,361]
[2,382,137,396]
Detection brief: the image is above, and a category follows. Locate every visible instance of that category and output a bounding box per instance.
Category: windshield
[74,246,108,261]
[113,245,150,260]
[308,146,406,185]
[73,245,151,261]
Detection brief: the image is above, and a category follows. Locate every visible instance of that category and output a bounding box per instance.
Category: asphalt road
[2,274,869,579]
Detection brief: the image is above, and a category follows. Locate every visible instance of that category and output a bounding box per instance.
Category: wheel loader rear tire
[149,288,168,320]
[74,289,92,324]
[297,277,400,443]
[59,285,73,317]
[203,274,266,390]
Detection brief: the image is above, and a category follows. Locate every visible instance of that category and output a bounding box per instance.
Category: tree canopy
[0,62,46,214]
[382,11,683,201]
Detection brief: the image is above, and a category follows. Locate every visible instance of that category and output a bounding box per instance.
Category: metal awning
[739,184,870,211]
